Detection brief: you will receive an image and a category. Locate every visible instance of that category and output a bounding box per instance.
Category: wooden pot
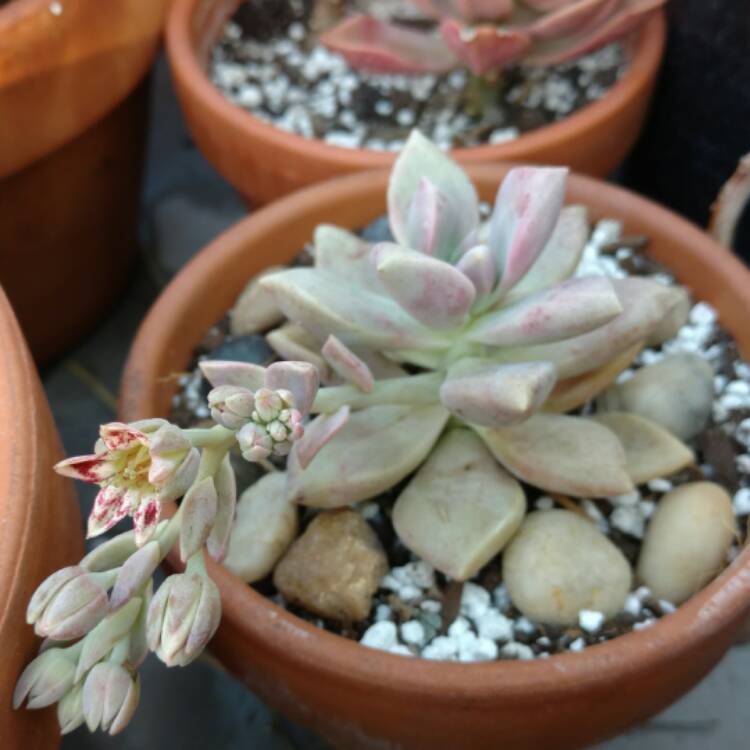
[120,166,750,750]
[166,0,666,206]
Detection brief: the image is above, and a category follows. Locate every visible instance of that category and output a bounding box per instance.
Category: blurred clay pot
[0,285,84,748]
[0,0,168,364]
[166,0,666,206]
[120,166,750,750]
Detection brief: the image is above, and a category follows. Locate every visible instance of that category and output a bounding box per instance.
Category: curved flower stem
[185,549,208,577]
[182,425,236,449]
[156,439,234,558]
[109,636,130,667]
[311,372,444,414]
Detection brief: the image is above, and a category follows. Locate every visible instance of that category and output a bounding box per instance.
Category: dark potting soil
[209,0,627,151]
[168,218,750,660]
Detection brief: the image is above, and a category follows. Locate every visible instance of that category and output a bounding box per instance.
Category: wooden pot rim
[120,165,750,702]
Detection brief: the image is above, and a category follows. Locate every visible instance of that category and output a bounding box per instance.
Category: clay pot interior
[120,166,750,750]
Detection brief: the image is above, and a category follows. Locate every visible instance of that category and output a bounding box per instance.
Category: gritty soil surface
[209,0,627,151]
[168,214,750,661]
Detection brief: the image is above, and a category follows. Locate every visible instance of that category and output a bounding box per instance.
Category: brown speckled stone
[273,510,388,622]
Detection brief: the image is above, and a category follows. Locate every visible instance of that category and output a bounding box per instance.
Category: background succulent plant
[259,130,694,580]
[320,0,665,76]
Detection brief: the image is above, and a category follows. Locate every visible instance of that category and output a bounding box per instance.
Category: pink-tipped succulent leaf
[412,0,513,21]
[320,14,457,74]
[388,131,479,252]
[524,0,665,66]
[488,166,569,297]
[372,242,477,328]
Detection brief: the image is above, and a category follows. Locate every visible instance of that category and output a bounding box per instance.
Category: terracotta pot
[0,285,84,749]
[0,0,169,364]
[166,0,666,206]
[119,167,750,750]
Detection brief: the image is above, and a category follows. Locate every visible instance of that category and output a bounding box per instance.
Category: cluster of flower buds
[203,359,316,461]
[15,360,320,735]
[208,384,304,459]
[321,0,665,76]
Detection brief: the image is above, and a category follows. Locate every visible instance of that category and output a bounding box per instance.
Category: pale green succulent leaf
[503,205,589,302]
[373,242,476,329]
[488,166,569,297]
[590,412,695,485]
[475,414,634,497]
[314,225,384,293]
[393,429,526,580]
[468,276,622,347]
[261,267,450,351]
[440,359,556,427]
[286,404,451,508]
[492,278,685,378]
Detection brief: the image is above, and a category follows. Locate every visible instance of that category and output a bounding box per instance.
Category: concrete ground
[47,57,749,750]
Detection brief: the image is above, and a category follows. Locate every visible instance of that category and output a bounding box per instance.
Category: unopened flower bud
[237,422,273,462]
[179,477,218,562]
[253,387,283,422]
[109,541,160,611]
[58,683,85,734]
[146,572,221,667]
[207,385,255,430]
[266,420,287,442]
[82,662,140,735]
[13,648,76,710]
[27,566,109,641]
[236,387,305,463]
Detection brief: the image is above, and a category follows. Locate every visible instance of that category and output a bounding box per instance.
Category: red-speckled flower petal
[133,498,161,547]
[440,20,531,75]
[321,15,457,75]
[99,423,147,453]
[55,455,116,484]
[87,486,129,538]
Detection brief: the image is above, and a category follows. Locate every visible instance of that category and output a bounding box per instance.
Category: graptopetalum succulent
[320,0,665,76]
[16,131,696,735]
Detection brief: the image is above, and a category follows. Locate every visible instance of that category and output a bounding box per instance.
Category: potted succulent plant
[0,284,84,747]
[13,134,750,748]
[167,0,666,205]
[0,0,168,363]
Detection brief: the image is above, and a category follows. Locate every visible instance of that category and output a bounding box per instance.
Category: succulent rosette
[260,131,693,579]
[321,0,665,76]
[15,130,703,738]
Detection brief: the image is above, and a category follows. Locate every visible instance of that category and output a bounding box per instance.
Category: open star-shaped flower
[55,420,199,545]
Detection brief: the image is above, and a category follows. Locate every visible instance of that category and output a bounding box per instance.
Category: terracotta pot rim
[121,165,750,700]
[165,0,666,168]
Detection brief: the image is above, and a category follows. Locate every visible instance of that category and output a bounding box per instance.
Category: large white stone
[503,510,632,626]
[224,472,298,583]
[598,353,714,441]
[637,482,736,604]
